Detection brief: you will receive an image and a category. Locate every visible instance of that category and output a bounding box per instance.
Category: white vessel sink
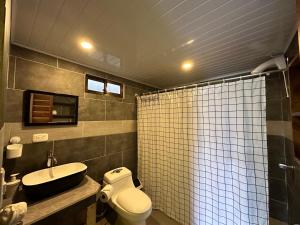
[22,162,87,200]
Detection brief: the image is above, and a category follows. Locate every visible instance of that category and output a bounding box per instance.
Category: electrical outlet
[32,133,48,143]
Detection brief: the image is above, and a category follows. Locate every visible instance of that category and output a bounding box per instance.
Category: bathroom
[0,0,299,225]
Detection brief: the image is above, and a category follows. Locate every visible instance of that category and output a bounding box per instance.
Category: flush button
[112,168,122,173]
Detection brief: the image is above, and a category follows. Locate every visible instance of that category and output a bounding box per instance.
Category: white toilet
[102,167,152,225]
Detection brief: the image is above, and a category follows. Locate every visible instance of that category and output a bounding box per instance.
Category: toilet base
[115,216,146,225]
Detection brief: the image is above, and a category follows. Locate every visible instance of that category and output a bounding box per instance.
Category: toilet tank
[104,167,132,185]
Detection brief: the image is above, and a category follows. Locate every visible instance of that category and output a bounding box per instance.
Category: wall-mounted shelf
[53,115,74,118]
[24,90,78,126]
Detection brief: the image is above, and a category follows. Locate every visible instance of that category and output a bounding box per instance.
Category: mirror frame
[23,90,79,126]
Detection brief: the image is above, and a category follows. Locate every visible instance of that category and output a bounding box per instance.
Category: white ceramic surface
[104,167,152,225]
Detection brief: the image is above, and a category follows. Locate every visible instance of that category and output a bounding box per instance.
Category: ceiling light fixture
[80,41,93,50]
[181,60,194,72]
[186,39,194,45]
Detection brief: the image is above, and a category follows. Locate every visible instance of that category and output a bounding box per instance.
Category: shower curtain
[137,77,268,225]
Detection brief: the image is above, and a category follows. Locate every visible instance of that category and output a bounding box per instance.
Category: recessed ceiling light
[186,39,194,45]
[80,41,93,49]
[181,61,194,72]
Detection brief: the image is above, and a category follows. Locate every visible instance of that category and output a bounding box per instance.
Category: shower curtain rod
[136,68,288,97]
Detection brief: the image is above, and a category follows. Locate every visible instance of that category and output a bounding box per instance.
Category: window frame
[85,74,123,98]
[106,80,123,98]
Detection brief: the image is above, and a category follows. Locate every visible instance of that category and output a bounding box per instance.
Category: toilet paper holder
[6,137,23,159]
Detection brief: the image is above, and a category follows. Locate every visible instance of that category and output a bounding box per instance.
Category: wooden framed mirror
[23,90,78,126]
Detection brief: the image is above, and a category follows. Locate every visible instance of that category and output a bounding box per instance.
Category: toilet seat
[116,188,151,214]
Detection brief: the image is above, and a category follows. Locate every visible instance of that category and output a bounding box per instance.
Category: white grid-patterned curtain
[137,77,268,225]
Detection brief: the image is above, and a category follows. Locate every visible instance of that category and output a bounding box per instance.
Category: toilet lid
[116,188,151,214]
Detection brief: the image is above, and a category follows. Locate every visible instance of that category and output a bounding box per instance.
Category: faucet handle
[53,157,58,165]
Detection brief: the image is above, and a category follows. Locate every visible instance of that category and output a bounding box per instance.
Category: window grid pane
[87,79,104,93]
[107,82,121,94]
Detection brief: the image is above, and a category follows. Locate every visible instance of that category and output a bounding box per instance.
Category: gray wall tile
[269,178,287,203]
[11,45,57,67]
[266,99,283,121]
[281,98,291,121]
[266,74,285,100]
[79,98,105,121]
[0,0,4,129]
[5,89,23,122]
[288,185,300,224]
[284,137,294,162]
[123,150,137,177]
[106,101,136,120]
[84,157,108,182]
[268,135,285,161]
[58,59,87,74]
[15,58,84,96]
[108,152,122,170]
[123,85,144,103]
[54,136,105,164]
[8,56,15,88]
[269,199,288,222]
[106,132,137,155]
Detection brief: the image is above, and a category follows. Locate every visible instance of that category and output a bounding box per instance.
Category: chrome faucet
[47,148,57,167]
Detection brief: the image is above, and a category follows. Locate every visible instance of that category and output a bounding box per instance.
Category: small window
[86,75,105,94]
[85,74,123,97]
[107,82,122,95]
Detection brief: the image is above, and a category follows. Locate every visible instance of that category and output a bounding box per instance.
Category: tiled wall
[0,0,5,129]
[3,45,155,188]
[266,73,292,223]
[0,0,6,168]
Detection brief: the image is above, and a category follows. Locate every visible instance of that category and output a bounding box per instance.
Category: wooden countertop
[22,176,100,225]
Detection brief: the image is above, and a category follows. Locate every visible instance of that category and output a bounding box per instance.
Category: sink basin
[22,162,87,200]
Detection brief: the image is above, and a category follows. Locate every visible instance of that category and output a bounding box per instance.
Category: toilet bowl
[101,167,152,225]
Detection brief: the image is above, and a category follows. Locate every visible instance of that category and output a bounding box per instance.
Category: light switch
[32,133,48,143]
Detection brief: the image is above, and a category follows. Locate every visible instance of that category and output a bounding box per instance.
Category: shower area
[137,62,298,225]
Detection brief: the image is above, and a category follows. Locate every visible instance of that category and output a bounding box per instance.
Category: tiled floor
[148,213,286,225]
[97,209,285,225]
[147,210,180,225]
[269,217,288,225]
[96,209,180,225]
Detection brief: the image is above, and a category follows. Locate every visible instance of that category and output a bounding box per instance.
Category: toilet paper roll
[6,144,23,159]
[99,184,113,203]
